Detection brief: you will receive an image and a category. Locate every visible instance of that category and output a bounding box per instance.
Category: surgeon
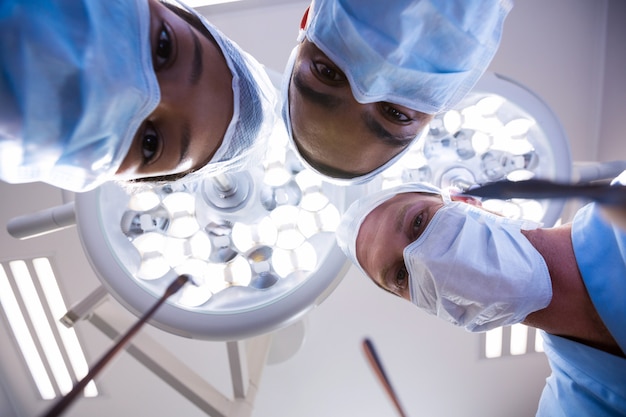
[336,181,626,416]
[282,0,512,183]
[0,0,277,192]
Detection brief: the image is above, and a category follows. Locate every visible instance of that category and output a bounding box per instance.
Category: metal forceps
[461,178,626,206]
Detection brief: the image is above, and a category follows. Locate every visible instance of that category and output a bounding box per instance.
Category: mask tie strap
[441,187,454,205]
[297,6,310,42]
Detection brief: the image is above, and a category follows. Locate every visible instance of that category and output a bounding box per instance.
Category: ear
[450,194,483,207]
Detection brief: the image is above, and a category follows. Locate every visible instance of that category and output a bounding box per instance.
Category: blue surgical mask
[0,0,160,192]
[299,0,512,114]
[404,201,551,332]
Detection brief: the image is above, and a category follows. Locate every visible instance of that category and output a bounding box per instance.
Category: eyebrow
[361,113,417,148]
[292,71,343,110]
[189,28,203,86]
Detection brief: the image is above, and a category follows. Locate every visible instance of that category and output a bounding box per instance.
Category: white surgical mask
[403,202,552,332]
[0,0,160,192]
[300,0,512,114]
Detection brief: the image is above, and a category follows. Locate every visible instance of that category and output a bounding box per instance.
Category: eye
[411,213,423,238]
[141,124,161,164]
[394,266,409,291]
[313,62,345,82]
[381,103,411,122]
[154,24,172,70]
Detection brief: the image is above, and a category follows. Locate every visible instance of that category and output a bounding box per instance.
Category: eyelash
[154,23,172,70]
[411,213,423,239]
[383,200,437,297]
[387,213,425,294]
[313,62,345,83]
[381,103,411,122]
[394,267,409,292]
[141,122,161,165]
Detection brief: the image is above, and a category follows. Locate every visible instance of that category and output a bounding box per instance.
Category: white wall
[488,0,609,163]
[598,0,626,162]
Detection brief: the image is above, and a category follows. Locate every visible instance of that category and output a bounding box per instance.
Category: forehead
[360,192,443,232]
[355,192,442,279]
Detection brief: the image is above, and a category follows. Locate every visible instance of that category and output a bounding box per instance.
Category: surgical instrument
[42,274,191,417]
[462,179,626,206]
[362,338,408,417]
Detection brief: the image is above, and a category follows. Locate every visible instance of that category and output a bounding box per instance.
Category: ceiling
[193,0,298,14]
[1,0,624,416]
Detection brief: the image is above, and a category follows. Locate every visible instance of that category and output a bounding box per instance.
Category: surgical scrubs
[537,203,626,416]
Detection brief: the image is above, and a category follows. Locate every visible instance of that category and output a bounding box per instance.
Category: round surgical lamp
[74,125,358,340]
[381,71,572,226]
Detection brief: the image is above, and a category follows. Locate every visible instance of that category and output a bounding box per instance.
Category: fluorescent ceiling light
[535,333,545,353]
[483,325,543,359]
[484,327,503,359]
[0,264,56,399]
[33,258,98,397]
[0,258,97,399]
[510,323,528,355]
[10,260,74,395]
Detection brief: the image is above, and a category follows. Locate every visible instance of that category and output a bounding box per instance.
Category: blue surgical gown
[537,203,626,416]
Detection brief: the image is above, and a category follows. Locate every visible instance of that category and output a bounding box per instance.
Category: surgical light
[74,125,353,340]
[382,72,572,226]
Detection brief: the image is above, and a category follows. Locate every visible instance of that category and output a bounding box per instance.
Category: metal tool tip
[185,275,201,287]
[165,274,193,296]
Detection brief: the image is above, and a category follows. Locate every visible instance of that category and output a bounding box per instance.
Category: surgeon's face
[288,40,434,179]
[356,193,444,300]
[116,0,233,180]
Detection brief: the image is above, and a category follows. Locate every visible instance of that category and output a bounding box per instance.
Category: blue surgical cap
[0,0,160,191]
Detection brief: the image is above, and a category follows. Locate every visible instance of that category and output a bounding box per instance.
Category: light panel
[0,259,96,399]
[0,264,55,399]
[535,332,545,353]
[32,258,98,397]
[483,326,544,359]
[484,327,503,359]
[510,323,529,355]
[10,260,74,395]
